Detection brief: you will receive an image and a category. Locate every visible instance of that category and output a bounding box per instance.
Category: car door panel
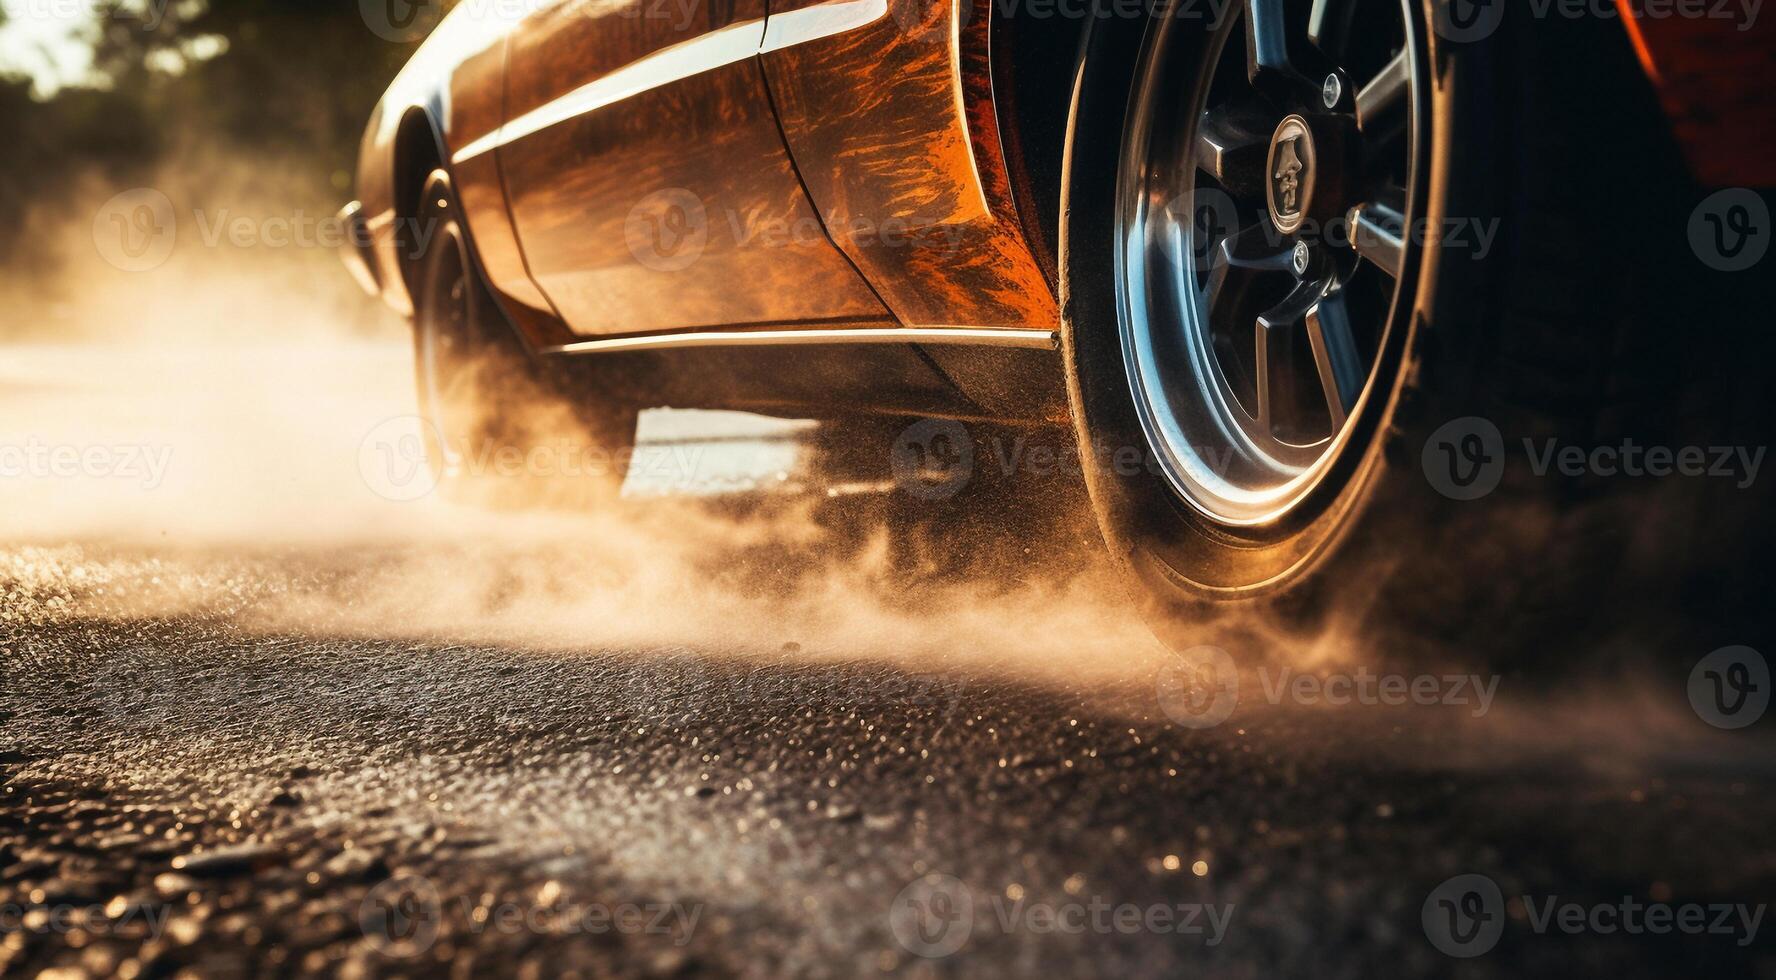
[496,0,889,336]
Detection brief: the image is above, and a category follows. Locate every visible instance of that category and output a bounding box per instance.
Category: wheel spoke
[1195,101,1273,200]
[1243,0,1325,99]
[1253,279,1328,444]
[1203,223,1297,327]
[1355,50,1410,133]
[1307,0,1335,45]
[1306,0,1345,50]
[1348,199,1405,278]
[1305,290,1364,428]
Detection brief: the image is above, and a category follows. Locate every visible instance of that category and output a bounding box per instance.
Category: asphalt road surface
[2,541,1773,980]
[1,347,1772,978]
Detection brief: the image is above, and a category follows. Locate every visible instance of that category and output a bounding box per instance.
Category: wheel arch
[989,4,1093,289]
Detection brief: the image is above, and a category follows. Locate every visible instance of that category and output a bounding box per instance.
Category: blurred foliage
[0,0,416,270]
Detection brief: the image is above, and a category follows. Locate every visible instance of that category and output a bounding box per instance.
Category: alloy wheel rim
[1115,0,1422,527]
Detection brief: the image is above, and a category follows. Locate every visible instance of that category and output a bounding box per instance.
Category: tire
[1061,1,1770,662]
[411,168,638,507]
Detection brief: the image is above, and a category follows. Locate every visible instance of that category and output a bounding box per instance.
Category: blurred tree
[0,0,415,270]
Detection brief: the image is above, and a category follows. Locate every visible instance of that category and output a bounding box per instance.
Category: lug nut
[1322,73,1342,109]
[1291,241,1311,276]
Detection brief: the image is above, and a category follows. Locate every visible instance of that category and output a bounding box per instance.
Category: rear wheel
[1114,0,1420,540]
[1063,0,1758,660]
[412,169,637,506]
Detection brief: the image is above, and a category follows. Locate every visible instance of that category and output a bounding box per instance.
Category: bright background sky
[0,0,104,95]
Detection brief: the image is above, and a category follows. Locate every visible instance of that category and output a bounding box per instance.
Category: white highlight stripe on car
[451,0,890,166]
[541,327,1060,355]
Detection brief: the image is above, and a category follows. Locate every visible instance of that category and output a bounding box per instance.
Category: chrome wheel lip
[1113,2,1423,529]
[416,217,482,461]
[416,223,467,425]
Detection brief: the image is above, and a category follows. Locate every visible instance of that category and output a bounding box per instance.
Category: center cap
[1266,115,1316,235]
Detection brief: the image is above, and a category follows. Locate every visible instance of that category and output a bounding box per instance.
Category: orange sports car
[341,0,1772,641]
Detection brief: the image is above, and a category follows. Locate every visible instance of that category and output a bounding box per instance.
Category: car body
[340,0,1763,419]
[341,0,1773,634]
[341,0,1094,424]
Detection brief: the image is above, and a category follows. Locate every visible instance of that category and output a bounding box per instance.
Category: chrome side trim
[452,0,889,166]
[542,327,1058,355]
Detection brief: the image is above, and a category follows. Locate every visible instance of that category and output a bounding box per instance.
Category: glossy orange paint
[352,0,1062,347]
[494,0,888,337]
[761,0,1060,329]
[1616,0,1776,187]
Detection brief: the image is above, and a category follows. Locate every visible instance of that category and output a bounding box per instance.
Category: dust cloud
[0,182,1746,777]
[0,193,1184,691]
